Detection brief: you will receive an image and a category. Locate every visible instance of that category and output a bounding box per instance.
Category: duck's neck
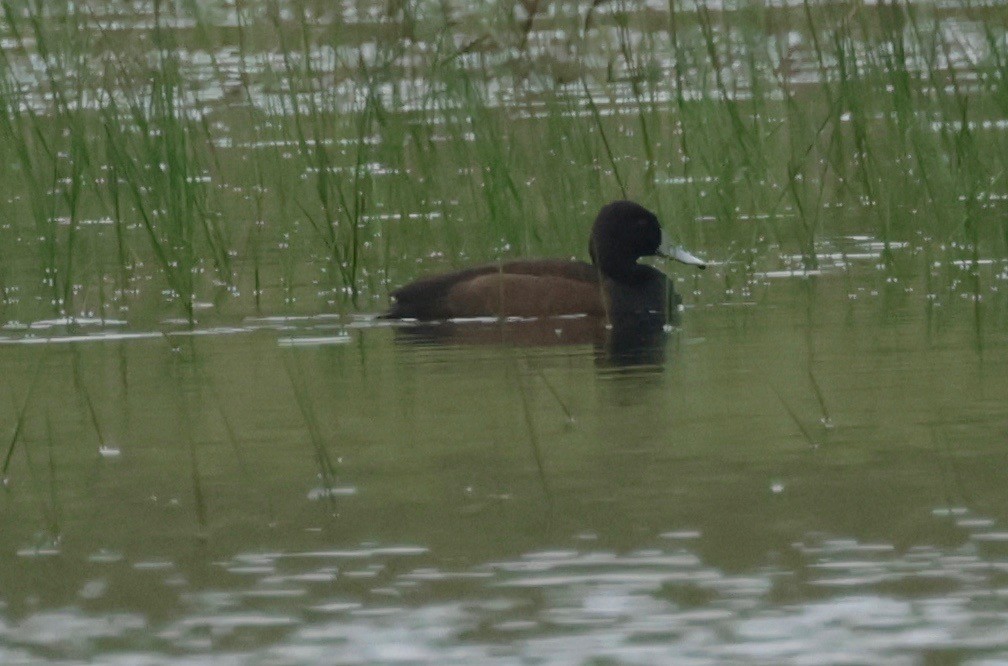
[596,261,651,286]
[599,265,668,322]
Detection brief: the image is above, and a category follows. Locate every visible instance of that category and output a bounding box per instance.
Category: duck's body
[383,259,601,319]
[382,201,704,322]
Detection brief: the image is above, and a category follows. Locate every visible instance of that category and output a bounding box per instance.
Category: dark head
[589,201,705,283]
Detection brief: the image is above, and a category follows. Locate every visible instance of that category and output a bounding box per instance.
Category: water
[2,0,1008,662]
[1,259,1007,663]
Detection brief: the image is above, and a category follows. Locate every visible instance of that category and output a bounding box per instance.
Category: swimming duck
[381,200,705,322]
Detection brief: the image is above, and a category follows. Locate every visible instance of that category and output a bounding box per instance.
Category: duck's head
[589,200,706,282]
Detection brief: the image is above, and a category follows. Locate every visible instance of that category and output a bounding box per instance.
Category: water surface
[2,258,1007,663]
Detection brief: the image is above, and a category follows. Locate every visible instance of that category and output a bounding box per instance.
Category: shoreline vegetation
[0,0,1005,325]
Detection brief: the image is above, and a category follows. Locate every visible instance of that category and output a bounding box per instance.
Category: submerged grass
[2,353,43,478]
[0,0,1005,323]
[282,351,341,512]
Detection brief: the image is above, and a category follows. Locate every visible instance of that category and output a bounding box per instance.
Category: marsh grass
[0,0,1005,323]
[102,17,233,324]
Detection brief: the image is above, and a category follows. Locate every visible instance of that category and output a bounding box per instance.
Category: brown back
[384,259,601,319]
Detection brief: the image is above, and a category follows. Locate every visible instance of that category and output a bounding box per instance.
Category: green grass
[0,0,1005,324]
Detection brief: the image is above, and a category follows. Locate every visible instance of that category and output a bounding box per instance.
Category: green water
[2,261,1007,662]
[2,0,1008,662]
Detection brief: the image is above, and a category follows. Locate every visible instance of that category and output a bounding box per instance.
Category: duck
[381,200,705,322]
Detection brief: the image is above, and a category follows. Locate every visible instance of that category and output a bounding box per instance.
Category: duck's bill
[658,234,706,269]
